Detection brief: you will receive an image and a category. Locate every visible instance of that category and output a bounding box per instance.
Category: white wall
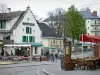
[0,34,4,40]
[42,38,49,47]
[32,47,41,55]
[86,19,100,36]
[0,17,19,31]
[12,8,42,43]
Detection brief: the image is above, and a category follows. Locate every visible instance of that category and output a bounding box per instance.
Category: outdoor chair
[86,60,96,70]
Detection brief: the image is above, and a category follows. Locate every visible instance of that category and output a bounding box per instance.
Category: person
[55,53,58,59]
[50,50,55,62]
[11,50,13,55]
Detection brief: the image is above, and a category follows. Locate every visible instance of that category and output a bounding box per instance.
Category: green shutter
[22,36,26,42]
[26,27,29,33]
[32,36,35,42]
[29,36,32,42]
[26,36,28,42]
[30,28,32,34]
[6,35,10,40]
[2,20,6,28]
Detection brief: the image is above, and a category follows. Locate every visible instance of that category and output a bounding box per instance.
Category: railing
[91,29,100,32]
[91,23,100,26]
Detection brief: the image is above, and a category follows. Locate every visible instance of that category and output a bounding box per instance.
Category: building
[80,8,100,36]
[0,6,43,56]
[37,22,65,54]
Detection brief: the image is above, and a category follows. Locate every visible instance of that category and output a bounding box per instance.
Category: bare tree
[54,8,65,37]
[0,3,8,13]
[48,11,54,28]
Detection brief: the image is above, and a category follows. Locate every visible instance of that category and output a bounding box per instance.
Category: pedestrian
[50,50,55,62]
[55,53,58,59]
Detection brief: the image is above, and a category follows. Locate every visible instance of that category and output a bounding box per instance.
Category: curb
[0,62,52,69]
[43,68,54,75]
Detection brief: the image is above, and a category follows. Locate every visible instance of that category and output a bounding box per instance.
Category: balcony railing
[91,29,100,32]
[91,23,100,26]
[3,40,14,44]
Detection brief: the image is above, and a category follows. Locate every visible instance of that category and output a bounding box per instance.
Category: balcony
[91,23,100,26]
[91,29,100,32]
[3,40,14,44]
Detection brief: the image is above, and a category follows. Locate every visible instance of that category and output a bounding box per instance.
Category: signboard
[23,22,35,26]
[66,46,69,54]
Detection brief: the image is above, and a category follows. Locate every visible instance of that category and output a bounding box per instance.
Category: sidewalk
[0,61,51,69]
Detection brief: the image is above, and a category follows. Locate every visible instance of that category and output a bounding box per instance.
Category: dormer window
[0,20,6,29]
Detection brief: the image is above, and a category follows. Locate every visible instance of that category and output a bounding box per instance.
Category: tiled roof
[37,21,59,37]
[79,10,100,19]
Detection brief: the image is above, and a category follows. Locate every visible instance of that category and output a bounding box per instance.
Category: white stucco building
[0,6,43,56]
[80,8,100,36]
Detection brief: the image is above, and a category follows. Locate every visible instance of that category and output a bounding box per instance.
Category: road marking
[43,68,54,75]
[12,70,15,75]
[36,70,41,75]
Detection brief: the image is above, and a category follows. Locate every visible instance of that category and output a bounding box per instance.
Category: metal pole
[30,46,31,62]
[82,34,83,59]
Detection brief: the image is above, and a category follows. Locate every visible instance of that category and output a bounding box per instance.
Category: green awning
[15,43,43,47]
[43,47,56,50]
[31,43,43,47]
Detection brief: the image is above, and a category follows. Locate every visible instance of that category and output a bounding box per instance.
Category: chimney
[8,8,11,13]
[92,10,97,16]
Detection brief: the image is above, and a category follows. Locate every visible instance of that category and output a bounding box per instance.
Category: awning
[43,47,56,50]
[31,43,43,47]
[80,34,100,42]
[15,43,43,47]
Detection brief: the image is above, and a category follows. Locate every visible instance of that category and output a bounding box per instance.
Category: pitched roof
[37,21,59,37]
[0,11,25,20]
[10,11,25,32]
[79,10,100,19]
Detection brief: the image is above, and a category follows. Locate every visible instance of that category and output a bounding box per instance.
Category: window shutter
[26,36,28,42]
[26,27,29,33]
[22,36,26,42]
[2,20,6,28]
[33,36,35,42]
[30,28,32,34]
[29,36,32,42]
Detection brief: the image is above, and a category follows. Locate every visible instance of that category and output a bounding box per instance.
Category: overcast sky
[0,0,100,19]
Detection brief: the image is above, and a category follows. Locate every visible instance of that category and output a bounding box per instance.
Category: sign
[23,22,35,26]
[65,46,69,54]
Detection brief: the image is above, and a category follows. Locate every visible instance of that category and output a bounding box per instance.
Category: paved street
[0,60,100,75]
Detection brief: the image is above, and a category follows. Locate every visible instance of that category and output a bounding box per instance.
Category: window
[22,36,28,42]
[29,36,35,42]
[6,35,10,40]
[60,41,62,45]
[51,41,52,44]
[27,18,29,21]
[95,20,96,24]
[35,47,38,54]
[26,27,32,34]
[0,20,6,29]
[53,40,55,44]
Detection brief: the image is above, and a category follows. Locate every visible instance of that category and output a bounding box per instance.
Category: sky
[0,0,100,19]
